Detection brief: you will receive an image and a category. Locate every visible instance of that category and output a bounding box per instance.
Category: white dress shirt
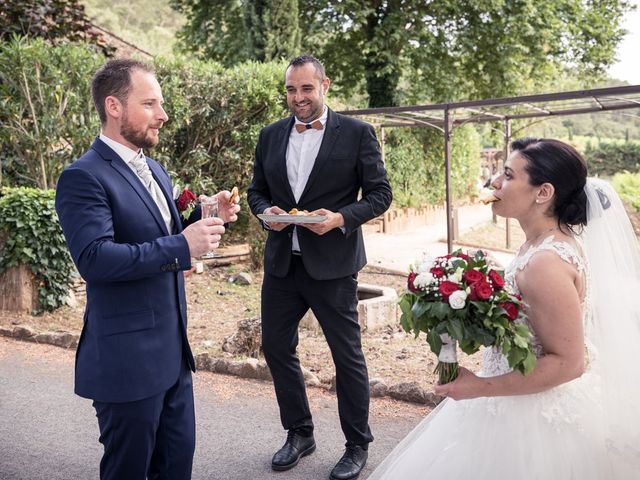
[99,134,174,233]
[286,107,328,252]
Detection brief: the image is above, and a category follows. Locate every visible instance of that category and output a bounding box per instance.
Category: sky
[608,0,640,83]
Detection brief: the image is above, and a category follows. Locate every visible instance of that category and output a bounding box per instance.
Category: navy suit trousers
[93,359,195,480]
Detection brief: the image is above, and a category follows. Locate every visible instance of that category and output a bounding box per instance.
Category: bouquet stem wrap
[436,333,459,384]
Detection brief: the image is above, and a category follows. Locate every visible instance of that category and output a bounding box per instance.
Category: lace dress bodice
[482,235,589,377]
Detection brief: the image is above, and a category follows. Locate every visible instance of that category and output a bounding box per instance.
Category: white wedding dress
[369,206,640,480]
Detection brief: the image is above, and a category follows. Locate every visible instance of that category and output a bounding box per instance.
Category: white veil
[581,178,640,475]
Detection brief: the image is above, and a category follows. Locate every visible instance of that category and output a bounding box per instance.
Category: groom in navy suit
[55,59,239,480]
[248,55,392,480]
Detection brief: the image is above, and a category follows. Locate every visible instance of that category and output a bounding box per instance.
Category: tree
[172,0,631,108]
[0,0,114,56]
[171,0,300,65]
[303,0,631,106]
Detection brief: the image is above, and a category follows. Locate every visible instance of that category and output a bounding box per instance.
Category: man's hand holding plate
[300,208,344,236]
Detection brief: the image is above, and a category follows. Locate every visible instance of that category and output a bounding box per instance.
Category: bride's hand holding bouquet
[400,249,537,386]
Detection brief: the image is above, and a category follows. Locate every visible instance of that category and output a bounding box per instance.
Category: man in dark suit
[55,59,239,480]
[247,55,392,480]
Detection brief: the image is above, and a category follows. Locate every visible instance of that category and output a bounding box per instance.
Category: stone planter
[300,282,398,332]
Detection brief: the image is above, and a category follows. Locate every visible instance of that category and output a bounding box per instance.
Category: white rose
[448,290,468,310]
[416,256,435,274]
[414,272,435,289]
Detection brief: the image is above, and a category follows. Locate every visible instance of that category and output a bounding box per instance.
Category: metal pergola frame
[340,85,640,252]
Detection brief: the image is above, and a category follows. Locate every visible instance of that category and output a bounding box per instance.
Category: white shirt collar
[293,106,328,130]
[99,133,143,164]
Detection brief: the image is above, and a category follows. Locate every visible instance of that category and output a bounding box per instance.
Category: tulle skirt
[367,370,631,480]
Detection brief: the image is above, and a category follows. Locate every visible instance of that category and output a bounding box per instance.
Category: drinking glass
[200,196,220,259]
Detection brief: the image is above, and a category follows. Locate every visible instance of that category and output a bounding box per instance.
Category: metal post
[444,108,454,253]
[503,119,512,249]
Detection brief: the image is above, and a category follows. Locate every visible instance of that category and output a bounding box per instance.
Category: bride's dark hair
[510,138,588,232]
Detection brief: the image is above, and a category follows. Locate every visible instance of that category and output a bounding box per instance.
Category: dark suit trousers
[92,359,195,480]
[261,256,374,446]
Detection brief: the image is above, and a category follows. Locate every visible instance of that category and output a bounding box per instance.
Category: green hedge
[0,36,102,189]
[384,125,482,207]
[612,171,640,212]
[585,142,640,176]
[153,57,288,242]
[0,187,76,313]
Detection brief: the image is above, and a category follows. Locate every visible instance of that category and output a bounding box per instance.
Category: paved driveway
[0,338,429,480]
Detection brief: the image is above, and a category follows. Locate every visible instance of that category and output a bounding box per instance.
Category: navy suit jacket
[247,108,392,280]
[55,138,196,403]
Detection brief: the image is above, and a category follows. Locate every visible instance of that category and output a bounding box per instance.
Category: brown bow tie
[294,120,324,134]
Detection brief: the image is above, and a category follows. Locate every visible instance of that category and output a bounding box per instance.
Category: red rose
[439,281,460,300]
[499,302,519,321]
[462,269,484,285]
[454,252,469,261]
[487,269,505,290]
[469,280,493,301]
[430,266,445,277]
[177,188,197,212]
[407,272,421,293]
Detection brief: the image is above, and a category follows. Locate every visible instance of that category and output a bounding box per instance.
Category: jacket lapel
[299,109,339,203]
[277,117,297,205]
[92,138,169,235]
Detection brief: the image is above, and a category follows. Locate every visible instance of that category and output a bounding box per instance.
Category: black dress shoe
[271,430,316,471]
[330,444,368,480]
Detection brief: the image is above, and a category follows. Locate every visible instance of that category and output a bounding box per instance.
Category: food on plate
[479,189,499,205]
[288,208,317,216]
[229,186,239,203]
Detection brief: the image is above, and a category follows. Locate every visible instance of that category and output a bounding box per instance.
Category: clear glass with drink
[200,196,219,259]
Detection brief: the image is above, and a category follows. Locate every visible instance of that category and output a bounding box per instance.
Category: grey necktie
[129,153,173,232]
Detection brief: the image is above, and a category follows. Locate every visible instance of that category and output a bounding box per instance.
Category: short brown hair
[91,59,155,124]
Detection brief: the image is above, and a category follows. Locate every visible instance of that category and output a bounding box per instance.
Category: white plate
[257,214,327,224]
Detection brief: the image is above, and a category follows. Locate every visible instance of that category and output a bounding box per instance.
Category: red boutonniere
[176,187,197,220]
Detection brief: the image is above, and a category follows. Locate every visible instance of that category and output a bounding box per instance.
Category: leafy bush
[0,36,103,188]
[585,142,640,176]
[384,125,482,207]
[0,187,75,313]
[154,56,288,244]
[612,171,640,213]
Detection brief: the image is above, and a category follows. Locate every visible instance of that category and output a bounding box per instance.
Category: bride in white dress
[368,138,640,480]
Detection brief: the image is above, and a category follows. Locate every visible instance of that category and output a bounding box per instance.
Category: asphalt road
[0,337,429,480]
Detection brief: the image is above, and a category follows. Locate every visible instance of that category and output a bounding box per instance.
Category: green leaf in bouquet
[400,311,412,334]
[507,346,526,367]
[471,300,490,314]
[459,338,480,355]
[501,337,512,354]
[522,350,537,375]
[515,323,533,339]
[426,328,442,354]
[416,315,432,335]
[447,317,464,340]
[431,302,450,320]
[513,333,530,348]
[411,299,430,321]
[468,324,495,346]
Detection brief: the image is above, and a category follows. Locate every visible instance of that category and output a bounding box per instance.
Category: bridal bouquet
[400,250,537,384]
